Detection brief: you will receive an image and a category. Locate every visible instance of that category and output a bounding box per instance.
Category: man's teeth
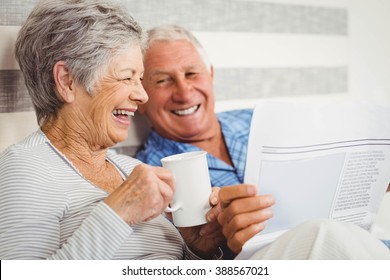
[173,105,199,116]
[112,109,134,117]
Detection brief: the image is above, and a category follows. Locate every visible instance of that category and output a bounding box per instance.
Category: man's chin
[172,130,211,143]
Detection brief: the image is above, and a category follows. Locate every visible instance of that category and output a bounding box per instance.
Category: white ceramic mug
[161,151,212,227]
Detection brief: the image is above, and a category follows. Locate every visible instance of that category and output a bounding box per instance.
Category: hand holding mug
[104,164,175,225]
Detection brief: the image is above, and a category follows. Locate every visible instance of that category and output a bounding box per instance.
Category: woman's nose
[130,83,148,105]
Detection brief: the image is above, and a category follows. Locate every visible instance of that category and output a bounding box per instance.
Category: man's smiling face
[140,40,218,143]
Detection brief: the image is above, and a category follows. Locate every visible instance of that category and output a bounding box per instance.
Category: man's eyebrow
[149,70,168,77]
[149,65,201,76]
[186,64,201,70]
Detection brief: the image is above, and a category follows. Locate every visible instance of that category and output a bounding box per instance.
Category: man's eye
[186,72,197,77]
[156,78,168,84]
[155,76,172,86]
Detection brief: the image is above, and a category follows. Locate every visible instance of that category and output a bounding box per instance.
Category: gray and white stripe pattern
[0,0,349,154]
[0,130,199,260]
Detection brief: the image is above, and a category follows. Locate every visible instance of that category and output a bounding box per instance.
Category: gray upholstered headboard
[0,0,349,155]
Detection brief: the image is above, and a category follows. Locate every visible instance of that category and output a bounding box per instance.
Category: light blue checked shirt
[136,109,253,187]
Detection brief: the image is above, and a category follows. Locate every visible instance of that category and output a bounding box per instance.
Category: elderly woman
[0,0,224,259]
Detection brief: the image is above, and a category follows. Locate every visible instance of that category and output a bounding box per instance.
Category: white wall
[223,0,390,107]
[349,0,390,106]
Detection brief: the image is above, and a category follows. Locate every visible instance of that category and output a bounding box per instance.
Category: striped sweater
[0,130,200,260]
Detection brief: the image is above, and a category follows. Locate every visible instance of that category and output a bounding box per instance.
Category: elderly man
[136,25,252,188]
[136,24,390,259]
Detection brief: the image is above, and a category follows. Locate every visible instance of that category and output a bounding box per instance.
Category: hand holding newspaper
[236,98,390,259]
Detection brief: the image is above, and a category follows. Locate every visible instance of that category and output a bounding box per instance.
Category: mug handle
[164,202,183,213]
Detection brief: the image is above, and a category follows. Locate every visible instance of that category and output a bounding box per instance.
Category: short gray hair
[145,24,211,70]
[15,0,144,125]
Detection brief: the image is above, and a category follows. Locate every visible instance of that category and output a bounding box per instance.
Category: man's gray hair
[145,24,211,70]
[15,0,144,125]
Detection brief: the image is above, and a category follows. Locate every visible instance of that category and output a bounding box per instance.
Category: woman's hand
[217,184,275,254]
[104,164,175,225]
[178,187,226,259]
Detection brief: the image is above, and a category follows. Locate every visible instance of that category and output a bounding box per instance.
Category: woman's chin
[108,132,129,147]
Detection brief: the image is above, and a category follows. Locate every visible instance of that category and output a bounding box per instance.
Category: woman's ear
[53,61,76,103]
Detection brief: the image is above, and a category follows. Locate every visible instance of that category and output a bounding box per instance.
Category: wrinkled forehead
[143,40,209,73]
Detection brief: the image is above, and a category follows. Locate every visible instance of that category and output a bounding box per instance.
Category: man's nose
[172,78,192,102]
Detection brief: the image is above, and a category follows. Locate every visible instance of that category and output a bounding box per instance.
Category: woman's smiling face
[74,44,148,148]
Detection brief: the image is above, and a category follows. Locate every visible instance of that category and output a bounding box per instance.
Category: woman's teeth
[112,109,134,117]
[173,105,199,116]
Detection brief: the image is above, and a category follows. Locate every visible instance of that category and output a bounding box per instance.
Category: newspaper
[236,99,390,259]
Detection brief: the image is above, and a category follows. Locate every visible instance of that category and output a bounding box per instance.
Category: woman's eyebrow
[119,67,136,74]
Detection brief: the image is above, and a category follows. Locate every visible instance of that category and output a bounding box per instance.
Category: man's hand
[178,187,225,259]
[217,184,275,254]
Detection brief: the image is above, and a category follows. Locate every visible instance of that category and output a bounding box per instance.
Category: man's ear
[53,61,76,103]
[210,64,214,79]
